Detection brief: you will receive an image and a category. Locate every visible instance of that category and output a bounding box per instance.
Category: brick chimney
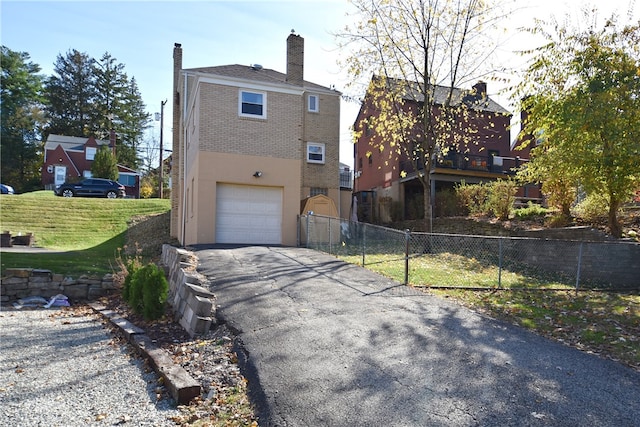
[472,81,487,99]
[109,129,116,155]
[286,32,304,86]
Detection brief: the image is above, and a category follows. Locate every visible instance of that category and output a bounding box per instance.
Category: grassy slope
[0,191,170,277]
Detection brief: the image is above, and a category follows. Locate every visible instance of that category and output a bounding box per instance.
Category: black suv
[54,178,126,198]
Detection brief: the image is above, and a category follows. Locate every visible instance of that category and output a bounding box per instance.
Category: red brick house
[42,134,140,198]
[353,77,540,222]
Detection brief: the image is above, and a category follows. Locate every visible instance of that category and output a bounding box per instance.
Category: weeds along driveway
[194,245,640,427]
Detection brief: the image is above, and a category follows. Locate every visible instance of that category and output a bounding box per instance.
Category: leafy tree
[91,145,119,180]
[515,14,640,237]
[338,0,511,232]
[44,49,96,137]
[0,46,45,193]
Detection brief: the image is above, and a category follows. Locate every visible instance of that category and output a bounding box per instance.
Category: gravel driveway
[0,308,179,426]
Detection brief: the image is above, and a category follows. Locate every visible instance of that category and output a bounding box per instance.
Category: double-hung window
[86,147,96,161]
[239,90,266,118]
[308,94,319,113]
[307,142,325,164]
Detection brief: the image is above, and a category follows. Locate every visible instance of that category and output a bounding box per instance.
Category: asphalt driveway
[194,245,640,427]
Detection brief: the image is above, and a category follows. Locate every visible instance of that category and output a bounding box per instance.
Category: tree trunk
[422,176,432,233]
[608,201,622,238]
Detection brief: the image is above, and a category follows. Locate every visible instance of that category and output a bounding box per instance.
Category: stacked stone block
[0,269,116,304]
[161,244,216,337]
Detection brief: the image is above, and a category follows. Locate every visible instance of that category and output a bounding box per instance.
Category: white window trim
[86,146,97,161]
[307,142,325,164]
[239,89,267,119]
[308,94,319,113]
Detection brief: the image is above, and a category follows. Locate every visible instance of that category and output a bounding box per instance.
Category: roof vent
[251,64,263,71]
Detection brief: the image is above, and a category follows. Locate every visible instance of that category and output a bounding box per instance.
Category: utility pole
[159,99,167,198]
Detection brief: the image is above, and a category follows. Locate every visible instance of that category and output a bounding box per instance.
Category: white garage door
[216,184,283,244]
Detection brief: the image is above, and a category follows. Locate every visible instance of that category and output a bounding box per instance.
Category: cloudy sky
[2,0,637,167]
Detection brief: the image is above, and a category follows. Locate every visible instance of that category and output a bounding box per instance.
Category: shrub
[435,189,464,217]
[127,263,169,320]
[513,201,548,220]
[118,246,143,303]
[542,178,576,218]
[456,181,489,216]
[546,213,570,228]
[573,193,609,223]
[487,179,517,221]
[139,181,154,199]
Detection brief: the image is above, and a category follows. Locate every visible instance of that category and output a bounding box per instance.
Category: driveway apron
[194,246,640,427]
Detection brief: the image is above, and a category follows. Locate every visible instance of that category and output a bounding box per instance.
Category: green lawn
[1,191,170,277]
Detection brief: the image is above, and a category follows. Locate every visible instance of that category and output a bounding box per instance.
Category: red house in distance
[42,133,140,198]
[353,77,541,223]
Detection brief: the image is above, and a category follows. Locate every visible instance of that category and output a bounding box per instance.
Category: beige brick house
[171,33,341,245]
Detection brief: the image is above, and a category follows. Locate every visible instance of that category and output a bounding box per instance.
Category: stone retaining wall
[0,269,116,304]
[161,244,216,337]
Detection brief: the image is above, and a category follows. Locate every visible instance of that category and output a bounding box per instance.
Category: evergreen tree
[0,46,45,193]
[114,77,151,168]
[44,50,151,170]
[44,49,96,137]
[92,52,128,138]
[91,145,119,180]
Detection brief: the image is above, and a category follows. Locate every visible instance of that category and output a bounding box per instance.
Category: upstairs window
[307,142,325,164]
[86,147,96,161]
[239,90,266,118]
[308,94,319,113]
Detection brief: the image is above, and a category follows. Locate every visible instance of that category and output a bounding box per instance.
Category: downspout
[181,73,189,245]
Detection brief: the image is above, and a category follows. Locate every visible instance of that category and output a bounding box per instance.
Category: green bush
[121,259,141,303]
[129,263,169,320]
[455,181,489,216]
[435,189,464,217]
[573,193,609,223]
[513,201,548,220]
[487,179,517,220]
[124,262,169,320]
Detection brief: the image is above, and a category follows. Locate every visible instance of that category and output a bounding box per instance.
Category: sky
[2,0,637,169]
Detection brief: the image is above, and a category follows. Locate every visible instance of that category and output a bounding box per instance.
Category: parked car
[1,184,15,194]
[54,178,126,198]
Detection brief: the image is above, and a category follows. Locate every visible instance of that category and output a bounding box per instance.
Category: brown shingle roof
[185,64,336,93]
[379,76,510,115]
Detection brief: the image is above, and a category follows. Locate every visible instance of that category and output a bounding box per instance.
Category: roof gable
[45,134,111,152]
[373,76,510,115]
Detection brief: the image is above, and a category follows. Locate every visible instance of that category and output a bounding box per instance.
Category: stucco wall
[183,151,301,246]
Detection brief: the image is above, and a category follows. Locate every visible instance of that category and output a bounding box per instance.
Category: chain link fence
[299,214,640,291]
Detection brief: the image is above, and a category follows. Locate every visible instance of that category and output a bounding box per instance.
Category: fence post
[362,223,366,266]
[305,214,310,249]
[498,237,503,289]
[328,217,332,255]
[575,242,584,292]
[404,229,410,286]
